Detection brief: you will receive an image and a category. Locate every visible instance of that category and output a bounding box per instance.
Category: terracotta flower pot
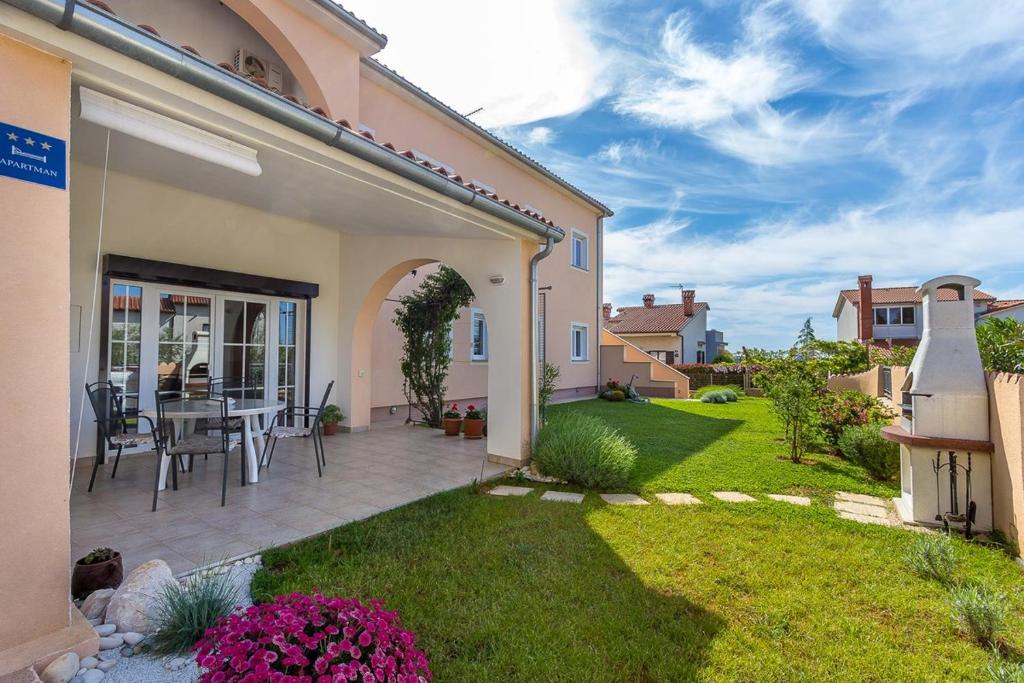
[443,418,462,436]
[323,422,339,436]
[71,552,123,600]
[462,418,484,439]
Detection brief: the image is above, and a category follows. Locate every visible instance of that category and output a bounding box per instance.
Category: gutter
[529,237,556,450]
[9,0,565,244]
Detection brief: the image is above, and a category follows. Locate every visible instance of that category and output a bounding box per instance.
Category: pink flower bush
[195,592,431,683]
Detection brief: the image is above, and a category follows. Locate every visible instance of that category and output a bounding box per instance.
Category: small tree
[796,317,816,348]
[538,362,561,424]
[393,266,474,427]
[809,339,870,375]
[758,354,825,463]
[976,317,1024,373]
[712,350,736,364]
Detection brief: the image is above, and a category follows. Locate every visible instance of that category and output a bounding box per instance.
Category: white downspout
[530,237,556,449]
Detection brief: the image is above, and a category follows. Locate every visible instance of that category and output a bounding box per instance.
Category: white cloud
[336,0,609,128]
[525,126,556,145]
[702,107,857,166]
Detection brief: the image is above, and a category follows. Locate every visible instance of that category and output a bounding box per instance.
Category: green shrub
[149,567,239,655]
[819,390,894,453]
[905,534,956,584]
[607,390,625,402]
[700,391,728,404]
[838,424,899,480]
[987,652,1024,683]
[720,388,739,402]
[950,584,1007,646]
[534,412,637,489]
[693,384,744,399]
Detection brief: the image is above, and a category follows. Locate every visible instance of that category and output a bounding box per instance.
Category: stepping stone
[767,494,811,506]
[488,485,533,497]
[836,491,888,507]
[600,493,649,506]
[541,491,584,504]
[712,491,756,503]
[655,493,701,506]
[835,500,888,518]
[839,511,898,527]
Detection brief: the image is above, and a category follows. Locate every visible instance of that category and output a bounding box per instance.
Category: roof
[363,59,612,217]
[833,285,996,318]
[984,299,1024,315]
[606,303,709,334]
[78,0,572,235]
[309,1,387,48]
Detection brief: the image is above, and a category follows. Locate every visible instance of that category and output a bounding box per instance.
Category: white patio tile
[488,485,534,497]
[655,492,702,506]
[767,494,811,506]
[540,491,585,504]
[711,491,757,503]
[599,493,649,506]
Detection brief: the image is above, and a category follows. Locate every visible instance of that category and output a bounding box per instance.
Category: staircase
[600,328,690,399]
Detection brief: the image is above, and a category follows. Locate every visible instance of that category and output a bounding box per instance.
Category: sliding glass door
[220,299,267,397]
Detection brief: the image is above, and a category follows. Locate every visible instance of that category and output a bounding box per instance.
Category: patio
[70,423,506,575]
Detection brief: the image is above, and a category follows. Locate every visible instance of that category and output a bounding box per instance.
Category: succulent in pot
[72,547,123,600]
[321,404,344,435]
[463,404,485,439]
[442,403,462,436]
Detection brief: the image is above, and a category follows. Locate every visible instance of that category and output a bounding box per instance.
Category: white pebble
[96,661,117,673]
[97,635,122,650]
[93,624,116,637]
[77,669,86,677]
[80,657,99,669]
[82,669,105,683]
[166,656,188,671]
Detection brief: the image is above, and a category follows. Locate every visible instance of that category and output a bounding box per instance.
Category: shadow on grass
[254,488,725,682]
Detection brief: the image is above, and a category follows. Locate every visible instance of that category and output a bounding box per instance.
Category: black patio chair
[195,376,252,434]
[155,390,241,508]
[84,381,159,493]
[259,380,334,477]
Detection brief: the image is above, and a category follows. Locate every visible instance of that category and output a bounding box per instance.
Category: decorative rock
[97,636,122,650]
[40,652,80,683]
[87,617,103,626]
[121,632,145,646]
[599,493,649,506]
[79,589,115,621]
[488,485,533,497]
[96,661,117,673]
[80,657,99,670]
[712,491,756,503]
[655,492,701,506]
[119,646,133,658]
[93,624,116,637]
[540,490,584,504]
[81,669,105,683]
[105,559,175,634]
[76,670,86,678]
[166,657,188,671]
[767,494,811,506]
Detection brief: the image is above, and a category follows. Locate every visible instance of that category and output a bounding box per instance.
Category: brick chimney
[642,293,655,308]
[857,274,873,341]
[682,289,695,316]
[602,303,612,321]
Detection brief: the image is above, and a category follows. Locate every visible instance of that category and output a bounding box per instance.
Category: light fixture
[78,87,262,176]
[489,274,505,286]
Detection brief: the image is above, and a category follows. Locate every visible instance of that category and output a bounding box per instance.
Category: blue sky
[342,0,1024,349]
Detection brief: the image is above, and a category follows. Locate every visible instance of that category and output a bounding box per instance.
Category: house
[0,0,610,674]
[980,299,1024,323]
[603,290,721,364]
[833,275,997,343]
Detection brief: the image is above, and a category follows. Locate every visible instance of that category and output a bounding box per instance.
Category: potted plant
[463,404,485,439]
[442,403,462,436]
[321,404,344,435]
[71,547,123,600]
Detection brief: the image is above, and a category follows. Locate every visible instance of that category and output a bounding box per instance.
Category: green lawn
[254,398,1024,682]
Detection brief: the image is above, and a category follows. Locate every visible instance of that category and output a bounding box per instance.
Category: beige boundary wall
[988,373,1024,552]
[827,366,882,396]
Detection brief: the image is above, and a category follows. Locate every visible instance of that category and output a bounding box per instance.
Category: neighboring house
[705,329,728,362]
[833,275,997,343]
[603,290,719,364]
[980,299,1024,323]
[0,0,610,673]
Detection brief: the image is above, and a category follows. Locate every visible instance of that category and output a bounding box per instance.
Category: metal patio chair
[84,381,158,493]
[259,380,334,477]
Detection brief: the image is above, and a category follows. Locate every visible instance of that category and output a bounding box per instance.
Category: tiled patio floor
[71,423,506,575]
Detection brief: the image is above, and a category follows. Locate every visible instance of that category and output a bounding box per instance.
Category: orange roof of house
[606,302,708,334]
[839,286,996,306]
[985,299,1024,314]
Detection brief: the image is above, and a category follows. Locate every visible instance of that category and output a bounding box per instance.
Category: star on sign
[24,137,35,146]
[40,141,52,151]
[5,132,17,141]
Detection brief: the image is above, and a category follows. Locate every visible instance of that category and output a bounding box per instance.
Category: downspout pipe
[529,237,555,450]
[13,0,565,244]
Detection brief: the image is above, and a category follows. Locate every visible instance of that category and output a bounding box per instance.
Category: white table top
[142,398,286,419]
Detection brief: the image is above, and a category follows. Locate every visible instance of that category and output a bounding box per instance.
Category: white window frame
[470,308,488,362]
[570,229,589,271]
[874,305,916,326]
[570,322,589,362]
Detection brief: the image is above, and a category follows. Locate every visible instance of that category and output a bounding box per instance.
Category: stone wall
[988,373,1024,552]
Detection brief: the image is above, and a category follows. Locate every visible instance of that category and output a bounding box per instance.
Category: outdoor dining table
[142,397,286,490]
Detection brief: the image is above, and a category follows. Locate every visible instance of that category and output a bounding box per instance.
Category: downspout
[530,237,555,450]
[596,216,604,394]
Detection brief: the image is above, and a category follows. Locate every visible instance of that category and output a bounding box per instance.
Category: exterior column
[0,35,95,674]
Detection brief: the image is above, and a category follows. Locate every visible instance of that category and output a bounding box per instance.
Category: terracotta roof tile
[986,299,1024,314]
[840,286,996,306]
[606,302,709,334]
[79,0,565,236]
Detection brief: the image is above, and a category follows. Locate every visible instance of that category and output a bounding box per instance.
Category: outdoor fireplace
[883,275,995,535]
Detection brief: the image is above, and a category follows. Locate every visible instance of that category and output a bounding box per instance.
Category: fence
[671,364,757,393]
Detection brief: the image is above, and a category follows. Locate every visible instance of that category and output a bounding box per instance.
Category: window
[277,302,298,407]
[649,350,675,365]
[471,309,487,361]
[570,322,589,362]
[570,229,588,270]
[696,350,706,364]
[222,299,267,397]
[874,306,916,326]
[109,284,143,424]
[157,292,211,395]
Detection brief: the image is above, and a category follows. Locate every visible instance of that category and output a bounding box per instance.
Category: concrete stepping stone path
[600,493,649,506]
[541,491,584,504]
[838,511,899,527]
[833,491,900,528]
[712,491,756,503]
[488,485,533,497]
[655,493,702,506]
[834,500,889,518]
[836,491,888,506]
[767,494,811,506]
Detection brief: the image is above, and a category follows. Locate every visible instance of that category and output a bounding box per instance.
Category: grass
[253,398,1024,682]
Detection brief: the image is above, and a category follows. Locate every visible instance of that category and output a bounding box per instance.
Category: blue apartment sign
[0,121,67,190]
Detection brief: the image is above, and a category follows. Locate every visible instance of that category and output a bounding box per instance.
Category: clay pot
[462,418,485,440]
[323,422,339,436]
[443,418,462,436]
[71,552,123,600]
